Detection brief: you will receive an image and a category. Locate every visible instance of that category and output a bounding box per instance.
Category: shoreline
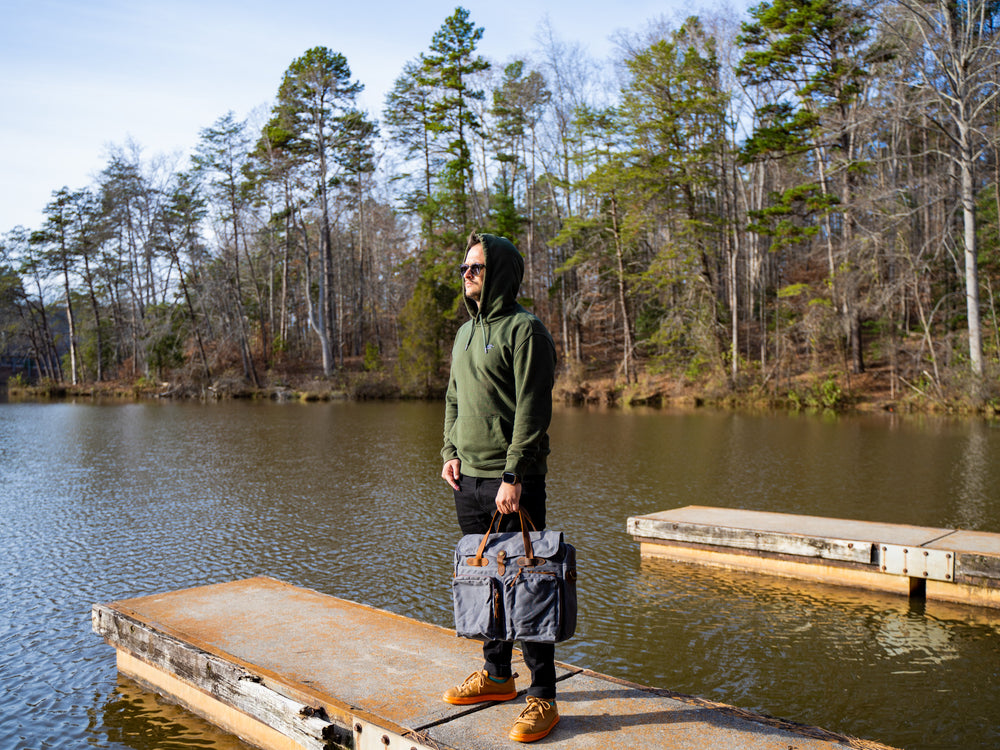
[5,367,997,418]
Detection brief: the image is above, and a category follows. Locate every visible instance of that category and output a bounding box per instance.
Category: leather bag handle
[468,509,537,567]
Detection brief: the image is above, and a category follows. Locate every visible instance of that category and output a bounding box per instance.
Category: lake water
[1,399,998,749]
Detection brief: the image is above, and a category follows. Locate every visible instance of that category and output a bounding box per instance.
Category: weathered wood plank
[956,553,1000,582]
[627,516,874,564]
[629,507,1000,607]
[92,603,350,750]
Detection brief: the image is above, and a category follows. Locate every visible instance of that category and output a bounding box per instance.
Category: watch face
[502,472,518,484]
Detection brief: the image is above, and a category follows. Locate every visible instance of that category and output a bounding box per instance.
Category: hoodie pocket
[450,415,507,461]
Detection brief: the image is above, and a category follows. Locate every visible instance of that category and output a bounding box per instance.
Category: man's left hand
[495,481,521,515]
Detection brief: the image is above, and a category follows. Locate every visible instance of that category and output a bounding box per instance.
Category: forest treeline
[2,1,1000,409]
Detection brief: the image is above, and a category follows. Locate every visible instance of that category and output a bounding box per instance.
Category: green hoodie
[441,233,556,478]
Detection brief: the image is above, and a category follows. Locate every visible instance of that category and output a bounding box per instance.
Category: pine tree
[620,18,732,378]
[489,60,550,243]
[35,188,80,384]
[418,6,490,239]
[384,60,439,238]
[392,9,491,392]
[270,46,364,374]
[737,0,874,374]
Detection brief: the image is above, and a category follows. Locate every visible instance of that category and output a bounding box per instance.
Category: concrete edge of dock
[569,668,897,750]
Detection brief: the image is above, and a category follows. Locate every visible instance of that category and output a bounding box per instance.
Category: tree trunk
[81,253,104,382]
[608,192,635,384]
[60,263,78,385]
[959,128,984,383]
[231,214,260,388]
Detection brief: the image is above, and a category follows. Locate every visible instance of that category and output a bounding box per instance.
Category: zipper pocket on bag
[506,569,562,641]
[453,575,504,640]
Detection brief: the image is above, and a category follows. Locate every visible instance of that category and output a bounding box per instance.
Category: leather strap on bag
[467,509,538,567]
[516,509,541,567]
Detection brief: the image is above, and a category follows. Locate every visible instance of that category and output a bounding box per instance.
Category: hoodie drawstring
[464,316,490,353]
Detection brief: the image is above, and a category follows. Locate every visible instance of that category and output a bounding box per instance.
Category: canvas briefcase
[452,510,577,643]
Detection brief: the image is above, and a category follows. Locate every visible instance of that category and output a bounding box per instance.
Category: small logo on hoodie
[485,344,494,353]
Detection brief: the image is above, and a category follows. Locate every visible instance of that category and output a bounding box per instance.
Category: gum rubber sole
[509,714,560,743]
[443,690,518,705]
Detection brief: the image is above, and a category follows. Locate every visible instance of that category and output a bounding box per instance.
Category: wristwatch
[501,471,520,485]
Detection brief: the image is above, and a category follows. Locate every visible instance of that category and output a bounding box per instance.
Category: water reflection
[90,677,252,750]
[953,421,991,529]
[874,612,955,663]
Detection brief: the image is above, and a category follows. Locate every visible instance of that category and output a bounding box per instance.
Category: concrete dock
[92,576,894,750]
[628,505,1000,608]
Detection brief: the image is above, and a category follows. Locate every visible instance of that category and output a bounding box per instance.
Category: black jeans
[453,475,556,699]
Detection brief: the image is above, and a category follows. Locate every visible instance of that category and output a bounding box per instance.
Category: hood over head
[464,232,523,321]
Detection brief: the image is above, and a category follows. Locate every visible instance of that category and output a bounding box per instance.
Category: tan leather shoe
[442,670,518,705]
[508,696,559,742]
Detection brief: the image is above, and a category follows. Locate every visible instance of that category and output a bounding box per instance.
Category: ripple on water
[3,402,1000,750]
[92,676,254,749]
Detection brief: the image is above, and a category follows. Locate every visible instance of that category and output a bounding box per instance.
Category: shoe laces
[460,671,488,691]
[518,695,553,720]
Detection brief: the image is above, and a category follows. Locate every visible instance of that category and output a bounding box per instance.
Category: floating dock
[628,505,1000,608]
[92,576,894,750]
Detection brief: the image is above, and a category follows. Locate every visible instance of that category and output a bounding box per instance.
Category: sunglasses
[459,263,485,277]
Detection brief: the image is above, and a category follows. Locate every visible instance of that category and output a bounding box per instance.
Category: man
[441,231,559,743]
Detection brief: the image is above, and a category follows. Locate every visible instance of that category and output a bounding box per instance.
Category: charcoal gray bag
[452,510,577,643]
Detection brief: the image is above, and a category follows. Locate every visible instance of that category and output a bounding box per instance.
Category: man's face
[463,243,486,303]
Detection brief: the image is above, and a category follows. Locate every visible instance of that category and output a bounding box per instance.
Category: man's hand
[495,480,521,515]
[442,459,461,490]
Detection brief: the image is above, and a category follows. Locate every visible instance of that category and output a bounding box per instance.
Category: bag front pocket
[453,575,504,640]
[507,570,561,643]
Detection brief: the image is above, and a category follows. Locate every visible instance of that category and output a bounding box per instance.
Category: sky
[1,0,743,233]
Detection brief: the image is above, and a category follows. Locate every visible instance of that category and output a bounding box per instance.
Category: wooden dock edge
[636,539,1000,608]
[92,603,424,750]
[636,539,917,596]
[630,507,1000,609]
